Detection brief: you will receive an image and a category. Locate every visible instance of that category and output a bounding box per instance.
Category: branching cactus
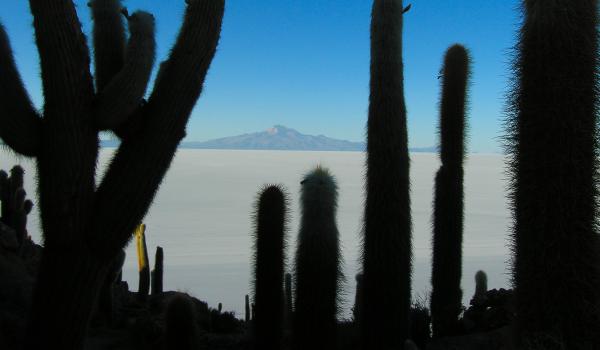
[151,246,164,295]
[362,0,412,348]
[252,185,287,349]
[293,166,341,350]
[506,0,600,347]
[0,166,33,251]
[0,1,224,348]
[430,44,470,338]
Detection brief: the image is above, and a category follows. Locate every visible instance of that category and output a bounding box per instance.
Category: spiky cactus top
[293,166,341,350]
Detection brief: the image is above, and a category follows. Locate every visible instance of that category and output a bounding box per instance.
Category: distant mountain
[182,125,366,151]
[99,125,437,152]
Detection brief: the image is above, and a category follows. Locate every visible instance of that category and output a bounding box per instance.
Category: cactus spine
[151,246,164,295]
[0,1,225,348]
[252,185,287,349]
[362,0,412,347]
[430,44,470,338]
[293,166,341,350]
[507,0,600,346]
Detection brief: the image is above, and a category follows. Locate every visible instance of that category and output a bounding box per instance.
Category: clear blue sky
[1,1,520,153]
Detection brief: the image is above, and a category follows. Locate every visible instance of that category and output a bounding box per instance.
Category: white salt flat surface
[0,149,511,319]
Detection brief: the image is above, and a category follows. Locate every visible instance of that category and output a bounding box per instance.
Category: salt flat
[0,148,510,319]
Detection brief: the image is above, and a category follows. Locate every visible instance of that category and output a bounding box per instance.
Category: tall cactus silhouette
[430,44,470,338]
[362,0,412,348]
[293,166,341,350]
[0,1,224,348]
[506,0,600,347]
[252,185,287,350]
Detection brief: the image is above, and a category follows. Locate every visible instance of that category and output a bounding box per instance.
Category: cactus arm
[93,11,156,131]
[89,0,225,255]
[28,0,95,119]
[0,24,40,157]
[89,0,126,91]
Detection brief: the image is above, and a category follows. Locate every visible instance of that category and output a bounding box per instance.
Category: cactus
[252,185,287,349]
[164,294,200,350]
[151,246,164,295]
[245,294,250,323]
[362,0,412,348]
[293,166,341,350]
[506,0,600,346]
[430,44,470,338]
[0,1,225,348]
[474,270,487,301]
[0,166,33,251]
[135,224,150,301]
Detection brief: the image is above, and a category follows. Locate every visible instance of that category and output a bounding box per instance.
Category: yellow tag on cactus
[135,223,147,271]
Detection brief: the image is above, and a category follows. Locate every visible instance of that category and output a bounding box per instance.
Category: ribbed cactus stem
[252,184,287,349]
[293,166,341,350]
[93,10,156,130]
[151,246,163,295]
[362,0,412,348]
[89,0,126,91]
[430,44,470,338]
[507,0,600,347]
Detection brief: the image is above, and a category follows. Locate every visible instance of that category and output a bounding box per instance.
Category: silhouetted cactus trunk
[430,44,470,338]
[252,185,287,350]
[293,167,340,350]
[507,0,600,347]
[362,0,412,348]
[0,1,224,348]
[151,246,164,295]
[245,294,251,323]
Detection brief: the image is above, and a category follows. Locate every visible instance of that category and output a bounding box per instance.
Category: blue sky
[1,1,520,153]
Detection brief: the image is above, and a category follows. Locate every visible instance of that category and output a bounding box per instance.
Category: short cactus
[151,246,164,295]
[474,270,487,300]
[293,166,341,350]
